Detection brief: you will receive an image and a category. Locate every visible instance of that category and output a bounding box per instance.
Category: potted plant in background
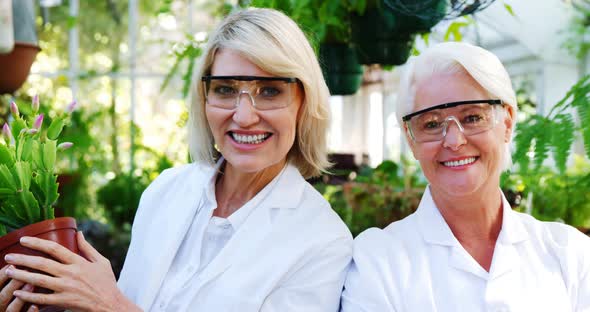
[0,96,78,269]
[350,0,446,66]
[0,0,41,95]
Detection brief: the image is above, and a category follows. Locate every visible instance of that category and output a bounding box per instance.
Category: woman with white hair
[0,8,352,312]
[340,42,590,311]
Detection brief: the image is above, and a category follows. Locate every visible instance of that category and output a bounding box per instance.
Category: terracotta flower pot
[0,217,78,312]
[0,41,40,94]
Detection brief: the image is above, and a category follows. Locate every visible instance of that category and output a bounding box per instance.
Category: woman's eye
[464,114,484,124]
[214,86,236,96]
[423,121,441,129]
[259,87,281,97]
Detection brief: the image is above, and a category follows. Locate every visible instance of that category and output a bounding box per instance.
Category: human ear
[502,105,515,142]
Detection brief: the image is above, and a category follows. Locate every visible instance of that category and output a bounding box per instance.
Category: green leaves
[0,144,13,164]
[513,75,590,175]
[47,117,66,140]
[0,97,70,233]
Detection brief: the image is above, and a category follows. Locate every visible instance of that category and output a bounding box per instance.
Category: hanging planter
[319,43,363,96]
[351,9,415,66]
[0,0,40,95]
[0,42,40,94]
[392,0,447,34]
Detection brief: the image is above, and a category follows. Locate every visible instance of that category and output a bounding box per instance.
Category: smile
[229,132,272,144]
[441,157,478,167]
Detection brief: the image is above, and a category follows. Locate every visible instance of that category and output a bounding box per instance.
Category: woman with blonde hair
[341,41,590,311]
[0,8,352,312]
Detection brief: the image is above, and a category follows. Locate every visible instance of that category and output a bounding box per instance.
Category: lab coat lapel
[193,164,305,289]
[488,194,528,280]
[416,187,489,279]
[136,164,215,310]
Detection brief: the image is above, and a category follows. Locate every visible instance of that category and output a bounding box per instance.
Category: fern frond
[513,117,536,173]
[576,98,590,158]
[552,114,575,174]
[533,117,552,170]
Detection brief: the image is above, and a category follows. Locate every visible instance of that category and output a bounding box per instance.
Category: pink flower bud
[33,114,44,130]
[2,124,14,145]
[66,100,77,113]
[10,102,19,118]
[27,129,39,135]
[57,142,74,150]
[32,95,40,113]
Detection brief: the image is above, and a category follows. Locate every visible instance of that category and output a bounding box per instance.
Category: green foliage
[0,100,72,235]
[316,159,426,237]
[160,35,204,98]
[97,150,172,230]
[97,173,149,230]
[562,9,590,60]
[502,157,590,228]
[513,75,590,174]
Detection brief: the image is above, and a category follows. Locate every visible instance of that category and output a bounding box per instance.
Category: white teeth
[231,132,270,144]
[443,157,477,167]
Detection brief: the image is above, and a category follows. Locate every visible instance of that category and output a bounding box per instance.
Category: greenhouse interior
[0,0,589,280]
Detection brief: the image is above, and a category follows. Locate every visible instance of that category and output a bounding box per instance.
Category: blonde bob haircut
[396,41,518,171]
[188,8,331,178]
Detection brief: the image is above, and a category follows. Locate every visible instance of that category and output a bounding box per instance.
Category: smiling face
[205,49,302,174]
[407,71,513,197]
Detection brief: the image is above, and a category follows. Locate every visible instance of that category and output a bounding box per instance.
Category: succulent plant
[0,97,74,236]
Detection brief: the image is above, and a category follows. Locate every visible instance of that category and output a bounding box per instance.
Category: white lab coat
[341,187,590,312]
[118,162,353,312]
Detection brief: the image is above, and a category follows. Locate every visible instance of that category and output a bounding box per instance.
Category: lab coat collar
[173,161,306,293]
[415,186,530,280]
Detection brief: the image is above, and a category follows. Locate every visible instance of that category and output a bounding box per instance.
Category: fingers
[4,254,63,277]
[0,274,25,308]
[5,267,62,292]
[13,288,57,307]
[19,237,82,265]
[77,231,102,263]
[27,304,39,312]
[0,265,11,286]
[6,284,34,312]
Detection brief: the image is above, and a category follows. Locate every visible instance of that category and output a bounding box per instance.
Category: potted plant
[350,0,446,66]
[0,97,77,310]
[0,0,41,94]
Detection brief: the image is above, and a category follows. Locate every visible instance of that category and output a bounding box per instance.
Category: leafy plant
[0,97,74,235]
[562,8,590,60]
[160,35,204,98]
[315,159,426,236]
[513,75,590,174]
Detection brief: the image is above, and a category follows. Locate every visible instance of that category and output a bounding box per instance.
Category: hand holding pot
[0,265,38,312]
[3,232,141,312]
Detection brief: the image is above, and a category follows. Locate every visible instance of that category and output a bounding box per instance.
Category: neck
[430,183,504,271]
[213,159,287,218]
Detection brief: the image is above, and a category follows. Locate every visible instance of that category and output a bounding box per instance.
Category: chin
[432,176,483,197]
[224,154,282,173]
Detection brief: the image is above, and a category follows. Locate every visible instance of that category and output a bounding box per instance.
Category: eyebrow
[402,99,502,121]
[201,75,298,83]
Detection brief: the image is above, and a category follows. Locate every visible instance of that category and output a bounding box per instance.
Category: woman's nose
[442,118,467,150]
[232,92,260,126]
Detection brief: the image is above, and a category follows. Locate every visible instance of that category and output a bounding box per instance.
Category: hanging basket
[393,0,447,33]
[319,43,364,96]
[351,9,415,66]
[0,42,40,94]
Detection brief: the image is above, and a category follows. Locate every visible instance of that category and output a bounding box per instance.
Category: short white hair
[396,41,517,170]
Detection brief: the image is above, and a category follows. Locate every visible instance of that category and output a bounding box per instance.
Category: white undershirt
[152,160,282,311]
